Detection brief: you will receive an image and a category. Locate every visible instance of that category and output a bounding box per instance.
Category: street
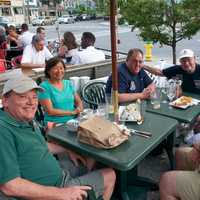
[30,19,200,64]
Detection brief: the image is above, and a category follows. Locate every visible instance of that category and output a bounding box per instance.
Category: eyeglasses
[129,59,143,64]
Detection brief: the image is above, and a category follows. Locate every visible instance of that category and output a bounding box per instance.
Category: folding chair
[81,81,107,110]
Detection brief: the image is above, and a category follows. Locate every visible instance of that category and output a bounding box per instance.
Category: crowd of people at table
[0,23,200,200]
[0,23,106,71]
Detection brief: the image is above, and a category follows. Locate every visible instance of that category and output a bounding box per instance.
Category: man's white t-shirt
[21,44,53,65]
[18,31,35,47]
[72,46,105,65]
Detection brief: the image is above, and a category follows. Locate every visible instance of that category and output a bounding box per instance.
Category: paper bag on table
[77,116,129,149]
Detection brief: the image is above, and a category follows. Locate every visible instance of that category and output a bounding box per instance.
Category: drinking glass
[96,103,108,119]
[166,82,176,102]
[150,88,161,109]
[139,100,146,123]
[79,108,94,122]
[166,81,177,109]
[105,93,114,115]
[161,79,169,103]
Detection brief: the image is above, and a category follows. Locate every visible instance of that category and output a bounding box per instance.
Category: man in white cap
[144,49,200,94]
[0,75,116,200]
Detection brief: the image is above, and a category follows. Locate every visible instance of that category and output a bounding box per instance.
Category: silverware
[130,129,152,138]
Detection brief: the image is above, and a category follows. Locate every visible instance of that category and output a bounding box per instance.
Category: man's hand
[68,150,87,167]
[141,88,151,99]
[61,186,91,200]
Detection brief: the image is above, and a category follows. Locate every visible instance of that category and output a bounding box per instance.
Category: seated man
[106,48,155,103]
[72,32,105,64]
[21,35,53,69]
[0,75,116,200]
[18,23,34,48]
[159,144,200,200]
[144,49,200,94]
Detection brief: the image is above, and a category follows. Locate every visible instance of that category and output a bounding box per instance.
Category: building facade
[0,0,25,24]
[24,0,39,21]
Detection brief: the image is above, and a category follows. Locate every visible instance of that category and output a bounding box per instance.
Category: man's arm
[0,177,90,200]
[143,65,164,76]
[20,63,45,69]
[118,82,155,103]
[118,93,143,103]
[118,88,152,103]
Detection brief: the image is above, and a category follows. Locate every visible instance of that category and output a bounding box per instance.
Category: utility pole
[23,0,31,24]
[26,0,31,24]
[23,0,28,23]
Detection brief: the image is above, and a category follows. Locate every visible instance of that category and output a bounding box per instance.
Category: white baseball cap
[179,49,194,60]
[2,75,44,95]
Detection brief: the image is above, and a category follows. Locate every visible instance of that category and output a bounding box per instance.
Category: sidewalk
[138,151,169,200]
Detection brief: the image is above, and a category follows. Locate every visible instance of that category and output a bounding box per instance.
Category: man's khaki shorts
[176,147,200,200]
[176,171,200,200]
[59,154,104,199]
[179,147,196,170]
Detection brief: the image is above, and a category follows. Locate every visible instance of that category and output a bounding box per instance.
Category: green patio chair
[81,81,107,110]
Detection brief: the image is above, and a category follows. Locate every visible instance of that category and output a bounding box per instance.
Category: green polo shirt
[0,109,63,187]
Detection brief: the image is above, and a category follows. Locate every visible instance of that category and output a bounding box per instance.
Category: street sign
[0,0,11,6]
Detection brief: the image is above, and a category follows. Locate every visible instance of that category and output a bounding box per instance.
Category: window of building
[0,7,11,16]
[13,7,23,15]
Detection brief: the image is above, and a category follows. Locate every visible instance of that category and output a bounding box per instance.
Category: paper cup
[69,76,80,92]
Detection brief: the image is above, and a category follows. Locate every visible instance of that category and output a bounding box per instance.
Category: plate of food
[119,103,142,122]
[169,96,193,109]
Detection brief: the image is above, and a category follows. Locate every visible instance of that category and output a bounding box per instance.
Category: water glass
[96,103,108,119]
[79,108,94,122]
[161,80,169,103]
[166,81,176,102]
[150,88,161,109]
[140,100,147,122]
[105,93,114,114]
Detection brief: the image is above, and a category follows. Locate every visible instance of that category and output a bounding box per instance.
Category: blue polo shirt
[106,63,153,93]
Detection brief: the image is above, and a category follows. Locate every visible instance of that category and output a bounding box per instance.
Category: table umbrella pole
[110,0,119,122]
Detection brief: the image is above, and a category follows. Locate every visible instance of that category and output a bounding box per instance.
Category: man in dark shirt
[106,48,155,103]
[144,49,200,94]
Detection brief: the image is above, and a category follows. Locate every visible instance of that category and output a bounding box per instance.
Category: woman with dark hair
[7,25,19,47]
[38,56,83,124]
[58,31,79,64]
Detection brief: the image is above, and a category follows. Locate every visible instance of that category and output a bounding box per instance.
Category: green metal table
[146,92,200,123]
[48,112,178,200]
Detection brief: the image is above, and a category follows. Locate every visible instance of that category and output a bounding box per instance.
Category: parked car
[32,16,55,26]
[74,14,82,21]
[81,14,91,21]
[32,16,45,26]
[57,15,75,24]
[74,14,91,21]
[44,16,56,25]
